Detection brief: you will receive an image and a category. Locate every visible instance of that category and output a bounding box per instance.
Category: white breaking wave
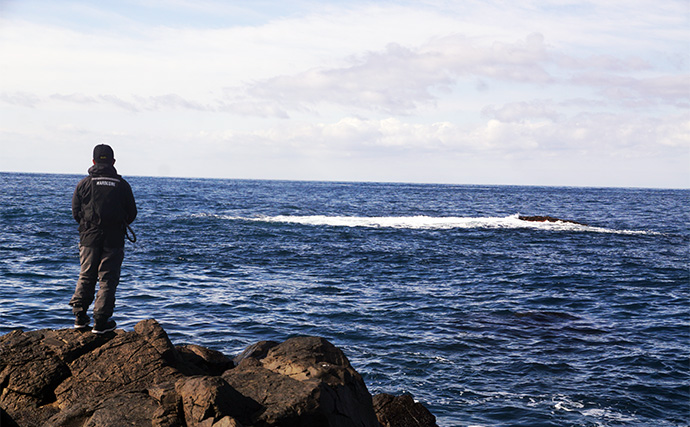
[198,213,655,235]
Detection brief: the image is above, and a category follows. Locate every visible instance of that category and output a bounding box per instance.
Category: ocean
[1,172,688,426]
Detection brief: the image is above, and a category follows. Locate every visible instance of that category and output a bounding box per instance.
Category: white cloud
[0,91,41,108]
[570,73,690,107]
[241,34,555,115]
[0,0,687,187]
[482,101,561,123]
[187,112,689,160]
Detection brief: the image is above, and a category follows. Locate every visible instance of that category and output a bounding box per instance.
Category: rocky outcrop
[0,319,437,427]
[518,215,587,226]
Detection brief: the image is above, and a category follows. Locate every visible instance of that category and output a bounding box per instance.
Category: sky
[0,0,688,188]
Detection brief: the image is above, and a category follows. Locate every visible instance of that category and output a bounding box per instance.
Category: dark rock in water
[518,215,587,226]
[373,393,438,427]
[0,319,436,426]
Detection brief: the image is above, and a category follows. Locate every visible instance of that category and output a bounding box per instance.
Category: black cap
[93,144,114,163]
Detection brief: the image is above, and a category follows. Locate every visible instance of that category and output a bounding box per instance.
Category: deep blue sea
[1,172,688,426]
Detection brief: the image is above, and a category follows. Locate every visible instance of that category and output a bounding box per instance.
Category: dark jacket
[72,163,137,247]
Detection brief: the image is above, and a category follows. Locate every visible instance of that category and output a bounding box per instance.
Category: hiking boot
[92,318,117,334]
[74,312,90,330]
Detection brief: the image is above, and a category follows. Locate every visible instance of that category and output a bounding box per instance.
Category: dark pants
[69,245,125,320]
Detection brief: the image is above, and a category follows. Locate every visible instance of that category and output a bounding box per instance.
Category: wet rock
[0,319,437,426]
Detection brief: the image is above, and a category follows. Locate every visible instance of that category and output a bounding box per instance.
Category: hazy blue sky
[1,0,688,187]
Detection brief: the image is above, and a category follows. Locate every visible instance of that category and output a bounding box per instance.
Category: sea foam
[199,213,654,234]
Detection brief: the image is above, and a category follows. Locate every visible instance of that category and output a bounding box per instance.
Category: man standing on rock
[70,144,137,334]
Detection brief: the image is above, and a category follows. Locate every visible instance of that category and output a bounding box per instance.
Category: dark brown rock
[149,380,186,427]
[177,344,234,376]
[232,340,278,366]
[0,329,94,426]
[223,358,324,425]
[224,336,380,427]
[210,416,242,427]
[373,393,438,427]
[0,320,437,426]
[78,391,159,427]
[175,375,257,426]
[53,329,181,411]
[135,319,182,365]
